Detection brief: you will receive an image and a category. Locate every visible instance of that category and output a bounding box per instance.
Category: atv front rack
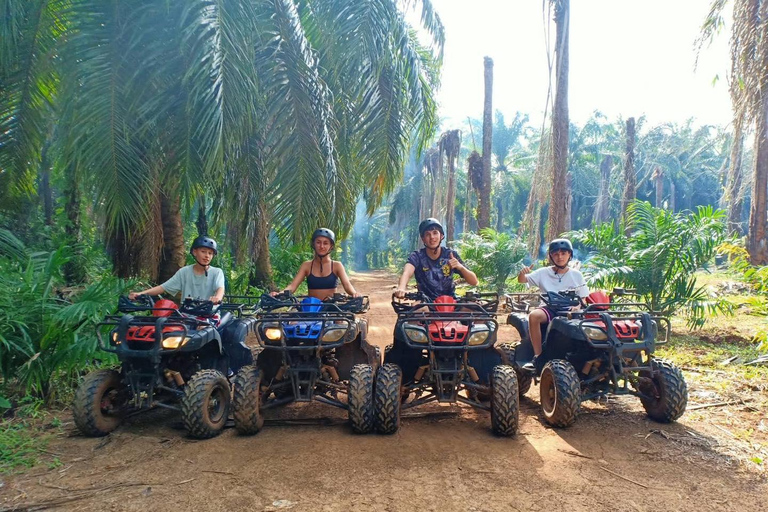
[395,303,499,351]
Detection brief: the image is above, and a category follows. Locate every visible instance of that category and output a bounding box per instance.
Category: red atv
[73,295,254,439]
[380,292,519,436]
[504,288,688,427]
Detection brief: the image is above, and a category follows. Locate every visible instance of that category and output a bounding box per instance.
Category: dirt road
[1,271,765,511]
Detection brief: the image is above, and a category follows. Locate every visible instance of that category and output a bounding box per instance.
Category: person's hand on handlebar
[394,288,407,298]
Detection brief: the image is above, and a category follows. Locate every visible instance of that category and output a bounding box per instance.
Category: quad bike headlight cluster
[263,326,283,342]
[467,324,490,346]
[404,325,428,344]
[110,331,121,345]
[162,335,189,349]
[583,325,608,341]
[321,326,347,343]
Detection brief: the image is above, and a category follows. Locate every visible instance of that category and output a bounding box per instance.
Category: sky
[427,0,732,131]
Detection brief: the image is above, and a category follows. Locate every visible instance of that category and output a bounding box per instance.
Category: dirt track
[1,270,766,511]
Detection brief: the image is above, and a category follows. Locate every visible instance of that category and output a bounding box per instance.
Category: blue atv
[232,292,380,435]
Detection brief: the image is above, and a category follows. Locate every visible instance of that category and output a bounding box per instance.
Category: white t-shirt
[525,266,589,297]
[161,265,225,300]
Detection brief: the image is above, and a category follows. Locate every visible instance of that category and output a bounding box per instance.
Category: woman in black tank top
[275,228,360,300]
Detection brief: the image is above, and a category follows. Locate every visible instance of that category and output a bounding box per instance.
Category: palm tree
[1,0,444,281]
[702,0,768,264]
[546,0,571,240]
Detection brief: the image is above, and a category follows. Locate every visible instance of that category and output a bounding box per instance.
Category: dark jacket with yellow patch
[407,247,465,301]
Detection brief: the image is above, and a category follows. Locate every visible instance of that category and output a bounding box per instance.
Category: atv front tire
[73,369,126,437]
[374,363,402,434]
[232,365,265,435]
[490,365,519,436]
[181,369,231,439]
[540,359,580,428]
[497,343,533,396]
[639,359,688,423]
[348,364,375,434]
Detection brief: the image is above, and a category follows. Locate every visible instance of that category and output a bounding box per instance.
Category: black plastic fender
[221,318,256,373]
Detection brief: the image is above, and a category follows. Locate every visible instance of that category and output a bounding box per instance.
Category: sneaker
[522,356,538,372]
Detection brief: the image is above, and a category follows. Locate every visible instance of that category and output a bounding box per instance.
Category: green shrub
[571,201,730,328]
[0,229,130,401]
[454,228,528,294]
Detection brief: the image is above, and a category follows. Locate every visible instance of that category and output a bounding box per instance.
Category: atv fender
[221,318,256,373]
[507,312,530,342]
[178,328,223,355]
[336,319,379,379]
[506,313,535,364]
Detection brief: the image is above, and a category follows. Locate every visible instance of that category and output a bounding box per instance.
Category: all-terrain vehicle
[231,292,380,435]
[73,295,255,439]
[504,289,688,427]
[380,291,519,436]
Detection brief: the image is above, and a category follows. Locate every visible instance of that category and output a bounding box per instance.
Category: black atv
[73,295,255,439]
[380,291,519,436]
[504,289,688,427]
[231,292,380,435]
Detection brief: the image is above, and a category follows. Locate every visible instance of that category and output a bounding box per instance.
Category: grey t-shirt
[161,265,225,300]
[525,266,589,297]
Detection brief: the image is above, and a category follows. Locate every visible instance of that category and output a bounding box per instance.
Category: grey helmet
[311,228,336,246]
[190,236,218,255]
[418,218,444,237]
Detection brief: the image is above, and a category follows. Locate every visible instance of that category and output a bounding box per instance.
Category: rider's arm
[129,285,166,300]
[210,269,226,303]
[335,262,359,296]
[283,261,310,293]
[395,263,416,296]
[450,251,478,286]
[456,265,478,286]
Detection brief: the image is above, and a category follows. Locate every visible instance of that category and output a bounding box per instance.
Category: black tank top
[306,259,339,290]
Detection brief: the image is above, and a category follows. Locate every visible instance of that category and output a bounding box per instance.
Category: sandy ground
[1,270,766,511]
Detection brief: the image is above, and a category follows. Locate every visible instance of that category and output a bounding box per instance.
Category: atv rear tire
[490,365,519,436]
[73,369,126,437]
[374,363,402,435]
[348,364,375,434]
[497,343,533,396]
[639,359,688,423]
[232,365,265,435]
[540,360,580,428]
[181,369,231,439]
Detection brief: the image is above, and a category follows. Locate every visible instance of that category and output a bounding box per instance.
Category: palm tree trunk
[496,197,504,231]
[249,200,273,289]
[748,92,768,264]
[621,117,637,222]
[479,57,493,229]
[725,118,745,235]
[196,194,208,236]
[39,140,54,226]
[547,0,570,240]
[593,155,612,225]
[157,191,186,284]
[442,130,460,241]
[63,163,85,284]
[652,167,664,208]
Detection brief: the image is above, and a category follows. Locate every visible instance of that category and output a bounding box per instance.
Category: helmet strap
[193,257,210,277]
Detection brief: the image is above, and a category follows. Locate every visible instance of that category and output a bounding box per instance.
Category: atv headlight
[110,331,120,345]
[467,325,490,346]
[583,325,608,341]
[404,325,428,344]
[264,327,282,341]
[162,335,188,349]
[321,327,347,343]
